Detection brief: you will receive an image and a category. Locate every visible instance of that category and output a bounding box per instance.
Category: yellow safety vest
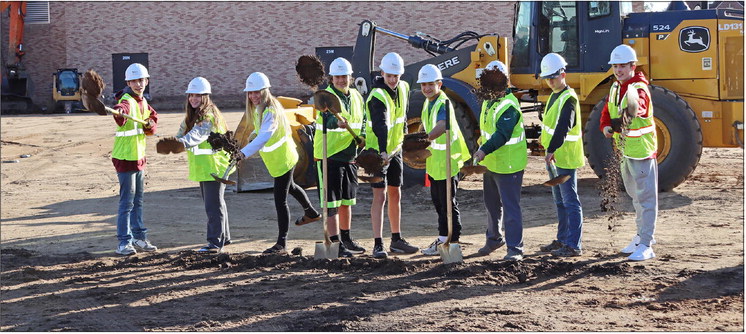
[608,81,657,159]
[421,92,470,180]
[112,93,150,161]
[313,86,364,159]
[364,81,408,155]
[185,112,233,182]
[478,93,527,174]
[540,87,585,169]
[254,106,298,177]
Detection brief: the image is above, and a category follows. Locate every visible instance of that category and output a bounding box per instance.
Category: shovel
[211,160,237,185]
[314,110,339,259]
[438,100,463,264]
[81,92,148,125]
[543,160,571,187]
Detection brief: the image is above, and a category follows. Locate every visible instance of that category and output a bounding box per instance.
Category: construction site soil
[1,109,743,331]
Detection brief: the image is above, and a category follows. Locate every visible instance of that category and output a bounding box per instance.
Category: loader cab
[52,68,83,113]
[510,1,625,80]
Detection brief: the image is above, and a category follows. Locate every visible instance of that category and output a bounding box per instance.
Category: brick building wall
[13,1,517,111]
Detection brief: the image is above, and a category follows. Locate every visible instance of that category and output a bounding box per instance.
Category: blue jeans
[117,171,148,245]
[546,165,583,250]
[483,170,524,253]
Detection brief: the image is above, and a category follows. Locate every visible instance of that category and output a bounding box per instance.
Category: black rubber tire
[402,90,479,188]
[583,85,703,192]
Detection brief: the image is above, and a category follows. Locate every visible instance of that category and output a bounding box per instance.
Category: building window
[26,2,50,24]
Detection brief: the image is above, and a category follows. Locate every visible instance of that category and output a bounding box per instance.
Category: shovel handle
[327,109,365,147]
[105,107,149,125]
[444,100,453,245]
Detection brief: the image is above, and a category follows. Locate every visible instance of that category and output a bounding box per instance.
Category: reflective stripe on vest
[115,128,145,137]
[188,146,216,155]
[539,87,585,169]
[608,81,657,159]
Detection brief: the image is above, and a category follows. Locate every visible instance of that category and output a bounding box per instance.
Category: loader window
[511,1,533,67]
[589,1,611,18]
[57,71,79,96]
[539,1,579,67]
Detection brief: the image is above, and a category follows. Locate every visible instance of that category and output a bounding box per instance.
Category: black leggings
[273,166,318,244]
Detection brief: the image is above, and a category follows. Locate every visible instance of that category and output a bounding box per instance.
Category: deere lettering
[437,56,461,71]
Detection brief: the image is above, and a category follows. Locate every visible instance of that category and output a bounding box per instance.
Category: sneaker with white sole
[390,238,419,254]
[133,239,158,252]
[421,239,443,256]
[343,239,366,254]
[197,244,221,253]
[503,248,524,261]
[372,243,388,259]
[116,243,136,256]
[627,244,655,261]
[621,235,656,254]
[263,243,287,255]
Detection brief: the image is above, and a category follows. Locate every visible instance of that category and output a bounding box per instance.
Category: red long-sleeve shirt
[599,71,651,131]
[111,90,159,172]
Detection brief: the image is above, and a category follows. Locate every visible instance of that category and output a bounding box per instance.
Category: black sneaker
[551,245,582,257]
[390,238,419,254]
[342,239,366,254]
[372,244,388,259]
[338,243,354,258]
[540,240,564,252]
[263,244,287,255]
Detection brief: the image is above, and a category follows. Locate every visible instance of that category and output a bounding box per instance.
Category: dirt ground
[1,109,743,331]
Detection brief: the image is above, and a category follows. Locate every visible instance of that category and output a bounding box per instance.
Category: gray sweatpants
[483,170,524,253]
[620,158,658,247]
[200,181,231,247]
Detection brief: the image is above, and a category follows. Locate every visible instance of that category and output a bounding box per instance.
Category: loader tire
[402,90,478,188]
[583,85,702,192]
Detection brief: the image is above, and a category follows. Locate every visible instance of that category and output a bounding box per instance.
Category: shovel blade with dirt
[543,161,571,187]
[81,69,148,125]
[211,160,237,185]
[438,242,463,264]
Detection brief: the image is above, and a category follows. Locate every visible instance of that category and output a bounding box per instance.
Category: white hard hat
[379,52,405,75]
[416,64,443,83]
[125,63,149,81]
[329,57,353,76]
[485,60,509,77]
[243,72,271,92]
[539,53,568,79]
[608,44,638,64]
[185,77,211,94]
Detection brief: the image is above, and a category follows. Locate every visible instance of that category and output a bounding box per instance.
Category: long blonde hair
[245,88,290,136]
[184,94,226,133]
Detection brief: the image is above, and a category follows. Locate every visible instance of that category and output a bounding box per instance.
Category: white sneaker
[627,244,655,261]
[116,243,136,256]
[620,235,640,253]
[621,235,656,254]
[421,239,443,256]
[133,239,158,252]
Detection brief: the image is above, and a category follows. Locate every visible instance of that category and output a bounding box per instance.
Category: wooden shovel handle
[105,107,148,125]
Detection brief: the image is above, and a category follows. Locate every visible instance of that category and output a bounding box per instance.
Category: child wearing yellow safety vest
[236,72,320,255]
[415,64,471,256]
[111,63,159,256]
[175,77,233,253]
[365,52,421,258]
[599,45,658,262]
[537,53,585,257]
[473,61,527,262]
[313,57,366,258]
